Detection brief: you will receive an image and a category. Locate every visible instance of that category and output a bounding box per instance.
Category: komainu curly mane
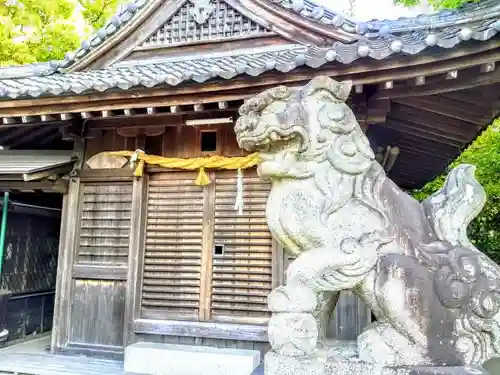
[235,76,500,368]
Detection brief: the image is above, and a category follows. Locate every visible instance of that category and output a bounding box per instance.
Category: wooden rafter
[372,68,500,100]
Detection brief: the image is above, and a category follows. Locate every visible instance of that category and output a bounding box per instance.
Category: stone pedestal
[124,342,261,375]
[265,342,490,375]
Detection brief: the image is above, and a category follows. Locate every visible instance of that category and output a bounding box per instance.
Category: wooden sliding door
[141,172,204,321]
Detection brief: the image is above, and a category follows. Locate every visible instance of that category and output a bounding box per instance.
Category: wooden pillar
[123,174,148,347]
[51,177,81,353]
[199,172,215,321]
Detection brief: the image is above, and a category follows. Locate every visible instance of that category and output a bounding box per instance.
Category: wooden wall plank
[68,279,126,348]
[84,123,244,163]
[72,265,127,280]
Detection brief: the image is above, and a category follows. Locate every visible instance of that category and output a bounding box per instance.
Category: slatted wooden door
[139,169,274,324]
[140,172,204,321]
[210,170,273,324]
[67,182,132,352]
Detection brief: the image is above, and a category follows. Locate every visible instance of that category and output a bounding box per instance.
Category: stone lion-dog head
[234,76,375,180]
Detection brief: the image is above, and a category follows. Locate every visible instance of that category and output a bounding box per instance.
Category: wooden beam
[2,117,16,125]
[388,113,476,140]
[415,76,426,86]
[383,81,393,89]
[23,163,74,182]
[389,103,482,132]
[390,141,456,160]
[446,70,458,80]
[372,69,500,100]
[41,114,57,122]
[81,112,94,119]
[393,97,487,125]
[439,91,499,108]
[133,319,268,342]
[88,114,183,131]
[85,109,237,131]
[377,123,462,148]
[21,116,37,123]
[0,179,68,194]
[60,113,74,121]
[480,62,495,73]
[385,119,469,144]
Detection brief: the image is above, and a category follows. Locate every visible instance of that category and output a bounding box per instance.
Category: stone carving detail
[189,0,215,25]
[234,76,500,368]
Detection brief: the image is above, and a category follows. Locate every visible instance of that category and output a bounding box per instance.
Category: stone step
[124,342,261,375]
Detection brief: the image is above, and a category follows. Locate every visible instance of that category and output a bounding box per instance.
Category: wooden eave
[0,38,497,117]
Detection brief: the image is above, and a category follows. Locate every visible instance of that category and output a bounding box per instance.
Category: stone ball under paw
[268,312,318,356]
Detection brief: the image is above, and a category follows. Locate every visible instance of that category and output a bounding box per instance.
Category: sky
[313,0,433,21]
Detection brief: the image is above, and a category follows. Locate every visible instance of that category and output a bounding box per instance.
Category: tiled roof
[0,45,310,99]
[0,1,498,100]
[33,0,500,75]
[272,0,500,60]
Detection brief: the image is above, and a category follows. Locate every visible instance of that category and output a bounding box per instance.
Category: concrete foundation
[265,343,490,375]
[124,342,261,375]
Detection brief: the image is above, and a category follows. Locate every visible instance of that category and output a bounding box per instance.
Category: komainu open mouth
[237,126,308,153]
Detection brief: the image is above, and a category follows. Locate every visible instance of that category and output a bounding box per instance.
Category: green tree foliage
[413,119,500,263]
[0,0,124,66]
[77,0,122,30]
[395,0,478,9]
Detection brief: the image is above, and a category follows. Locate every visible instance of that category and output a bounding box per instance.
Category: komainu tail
[422,164,486,250]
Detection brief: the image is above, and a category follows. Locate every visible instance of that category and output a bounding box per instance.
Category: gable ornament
[189,0,215,25]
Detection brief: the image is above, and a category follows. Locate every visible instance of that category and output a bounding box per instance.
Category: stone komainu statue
[234,76,500,367]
